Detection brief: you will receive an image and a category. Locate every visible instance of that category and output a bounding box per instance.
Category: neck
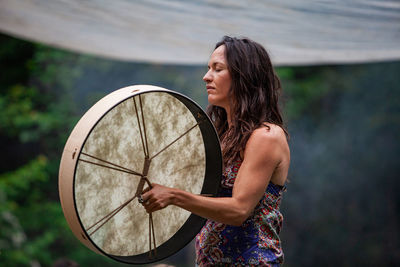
[225,106,232,127]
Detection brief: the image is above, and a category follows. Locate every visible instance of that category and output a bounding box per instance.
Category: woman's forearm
[170,187,251,226]
[142,183,252,226]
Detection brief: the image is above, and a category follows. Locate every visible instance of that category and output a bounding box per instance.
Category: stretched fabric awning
[0,0,399,65]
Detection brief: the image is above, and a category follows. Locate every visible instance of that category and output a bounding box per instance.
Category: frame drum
[58,85,222,264]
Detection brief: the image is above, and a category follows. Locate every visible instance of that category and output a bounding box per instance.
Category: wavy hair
[206,36,287,166]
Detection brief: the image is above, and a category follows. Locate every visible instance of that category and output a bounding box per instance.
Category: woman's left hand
[140,183,174,213]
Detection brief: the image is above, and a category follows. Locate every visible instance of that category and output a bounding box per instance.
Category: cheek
[223,85,231,96]
[222,74,232,94]
[221,81,231,98]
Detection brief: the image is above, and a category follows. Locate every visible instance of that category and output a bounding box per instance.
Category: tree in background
[0,34,206,266]
[0,34,116,266]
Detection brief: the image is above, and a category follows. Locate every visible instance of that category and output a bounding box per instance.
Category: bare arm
[141,127,285,226]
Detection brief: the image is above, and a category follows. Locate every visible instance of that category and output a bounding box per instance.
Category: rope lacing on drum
[81,95,207,259]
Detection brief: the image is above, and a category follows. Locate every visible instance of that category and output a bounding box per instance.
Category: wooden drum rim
[58,85,222,264]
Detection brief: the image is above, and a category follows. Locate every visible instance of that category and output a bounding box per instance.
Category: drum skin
[58,85,222,264]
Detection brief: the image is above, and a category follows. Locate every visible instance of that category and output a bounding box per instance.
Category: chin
[207,95,229,109]
[207,96,219,106]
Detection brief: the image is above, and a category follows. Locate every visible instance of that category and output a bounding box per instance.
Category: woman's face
[203,45,232,110]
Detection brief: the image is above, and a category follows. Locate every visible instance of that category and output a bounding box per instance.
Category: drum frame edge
[58,85,222,264]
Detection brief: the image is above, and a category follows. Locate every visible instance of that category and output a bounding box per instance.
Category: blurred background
[0,1,399,266]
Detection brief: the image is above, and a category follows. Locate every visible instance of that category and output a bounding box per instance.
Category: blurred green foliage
[0,35,118,266]
[0,34,205,266]
[0,33,399,266]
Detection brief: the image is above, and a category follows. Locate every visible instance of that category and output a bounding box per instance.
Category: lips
[206,88,215,95]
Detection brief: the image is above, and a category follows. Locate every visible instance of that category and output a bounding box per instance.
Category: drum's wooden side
[59,85,171,255]
[59,85,220,264]
[59,133,102,253]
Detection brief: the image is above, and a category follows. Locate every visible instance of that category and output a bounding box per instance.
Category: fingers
[139,190,157,213]
[138,183,169,213]
[138,195,145,204]
[142,199,160,213]
[140,183,159,199]
[139,187,152,204]
[141,185,151,194]
[144,202,158,213]
[141,197,165,213]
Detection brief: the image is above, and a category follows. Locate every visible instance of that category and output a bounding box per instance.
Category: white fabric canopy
[0,0,399,65]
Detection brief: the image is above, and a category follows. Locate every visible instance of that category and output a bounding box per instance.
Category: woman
[141,36,290,266]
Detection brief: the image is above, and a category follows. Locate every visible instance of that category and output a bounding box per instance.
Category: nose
[203,69,212,83]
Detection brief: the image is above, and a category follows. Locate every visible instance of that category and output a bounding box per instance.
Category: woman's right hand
[140,183,175,213]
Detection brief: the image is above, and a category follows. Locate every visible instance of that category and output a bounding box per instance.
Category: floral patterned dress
[195,160,286,266]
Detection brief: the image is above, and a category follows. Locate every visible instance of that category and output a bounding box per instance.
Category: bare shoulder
[248,124,287,148]
[244,123,290,163]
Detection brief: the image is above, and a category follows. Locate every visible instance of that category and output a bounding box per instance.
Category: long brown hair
[206,36,287,166]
